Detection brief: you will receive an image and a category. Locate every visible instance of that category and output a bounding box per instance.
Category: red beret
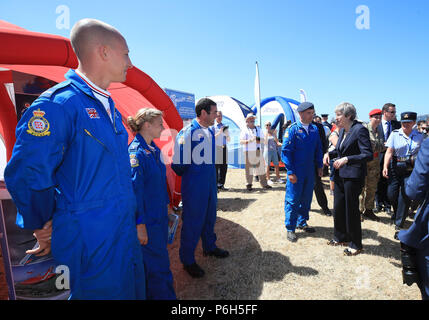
[369,109,382,117]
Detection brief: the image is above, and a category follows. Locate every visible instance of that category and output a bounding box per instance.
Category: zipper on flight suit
[84,129,109,151]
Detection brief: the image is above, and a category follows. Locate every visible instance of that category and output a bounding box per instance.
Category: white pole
[254,61,262,127]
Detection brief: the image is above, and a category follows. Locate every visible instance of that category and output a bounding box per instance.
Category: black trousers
[314,166,329,211]
[215,147,228,187]
[375,151,391,209]
[387,165,411,228]
[333,176,364,250]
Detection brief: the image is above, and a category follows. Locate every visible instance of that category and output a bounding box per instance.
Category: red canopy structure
[0,20,183,206]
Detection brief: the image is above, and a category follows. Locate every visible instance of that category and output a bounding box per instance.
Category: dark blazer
[332,120,373,179]
[377,119,401,144]
[313,121,328,154]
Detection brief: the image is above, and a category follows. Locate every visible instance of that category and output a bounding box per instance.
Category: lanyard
[406,134,414,156]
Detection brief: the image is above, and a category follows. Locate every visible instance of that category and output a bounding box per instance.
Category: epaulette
[392,129,399,132]
[39,80,72,99]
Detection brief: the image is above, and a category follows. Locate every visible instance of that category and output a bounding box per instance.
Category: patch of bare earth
[168,168,421,300]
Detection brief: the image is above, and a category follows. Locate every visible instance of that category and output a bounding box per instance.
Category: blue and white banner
[164,88,196,120]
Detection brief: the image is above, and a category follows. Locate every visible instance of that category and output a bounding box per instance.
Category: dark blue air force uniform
[386,112,424,228]
[129,134,176,300]
[4,70,146,300]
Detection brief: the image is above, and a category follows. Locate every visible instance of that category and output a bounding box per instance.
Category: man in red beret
[360,109,386,221]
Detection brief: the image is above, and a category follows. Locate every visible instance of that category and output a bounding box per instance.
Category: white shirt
[302,124,309,134]
[76,70,113,122]
[240,126,264,152]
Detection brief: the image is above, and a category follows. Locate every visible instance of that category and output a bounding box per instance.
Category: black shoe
[287,231,297,242]
[385,207,392,215]
[374,206,383,213]
[264,185,272,189]
[219,186,229,191]
[254,176,259,182]
[362,209,380,222]
[394,226,401,240]
[246,184,253,191]
[296,225,316,233]
[183,263,205,278]
[322,208,332,216]
[203,247,229,258]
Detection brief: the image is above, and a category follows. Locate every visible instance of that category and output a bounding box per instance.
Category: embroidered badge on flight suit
[85,108,100,119]
[27,109,51,137]
[179,136,185,145]
[130,153,139,167]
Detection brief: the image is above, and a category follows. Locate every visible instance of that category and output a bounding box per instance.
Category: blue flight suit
[129,133,176,300]
[281,122,323,231]
[171,119,218,265]
[399,138,429,300]
[4,70,146,300]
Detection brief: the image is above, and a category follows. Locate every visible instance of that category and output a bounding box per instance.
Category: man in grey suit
[375,103,401,214]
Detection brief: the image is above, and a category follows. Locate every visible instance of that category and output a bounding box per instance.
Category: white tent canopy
[205,95,254,168]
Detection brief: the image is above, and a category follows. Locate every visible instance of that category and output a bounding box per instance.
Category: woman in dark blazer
[324,102,373,256]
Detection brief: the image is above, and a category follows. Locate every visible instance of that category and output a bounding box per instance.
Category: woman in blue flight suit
[127,108,176,300]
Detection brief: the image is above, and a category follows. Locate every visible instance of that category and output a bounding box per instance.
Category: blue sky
[1,0,428,120]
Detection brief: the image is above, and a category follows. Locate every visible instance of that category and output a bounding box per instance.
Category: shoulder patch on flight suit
[130,153,139,167]
[26,109,51,137]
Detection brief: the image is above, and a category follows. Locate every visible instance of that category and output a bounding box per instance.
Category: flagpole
[299,89,307,103]
[254,61,262,127]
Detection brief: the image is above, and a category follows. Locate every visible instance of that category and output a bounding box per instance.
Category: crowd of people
[214,100,428,298]
[2,18,428,301]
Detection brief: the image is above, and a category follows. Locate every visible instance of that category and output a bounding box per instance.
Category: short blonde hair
[127,108,163,133]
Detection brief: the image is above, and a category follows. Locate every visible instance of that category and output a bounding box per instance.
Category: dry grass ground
[169,168,421,300]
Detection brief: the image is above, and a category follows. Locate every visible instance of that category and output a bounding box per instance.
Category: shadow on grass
[217,198,257,212]
[297,225,402,261]
[169,217,318,300]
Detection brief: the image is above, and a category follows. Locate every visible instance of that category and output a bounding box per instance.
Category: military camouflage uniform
[359,123,386,212]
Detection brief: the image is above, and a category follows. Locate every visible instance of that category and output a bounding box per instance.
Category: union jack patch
[85,108,100,119]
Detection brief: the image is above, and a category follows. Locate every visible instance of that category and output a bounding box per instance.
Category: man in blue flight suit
[4,19,146,299]
[398,138,429,300]
[282,102,324,242]
[172,98,229,278]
